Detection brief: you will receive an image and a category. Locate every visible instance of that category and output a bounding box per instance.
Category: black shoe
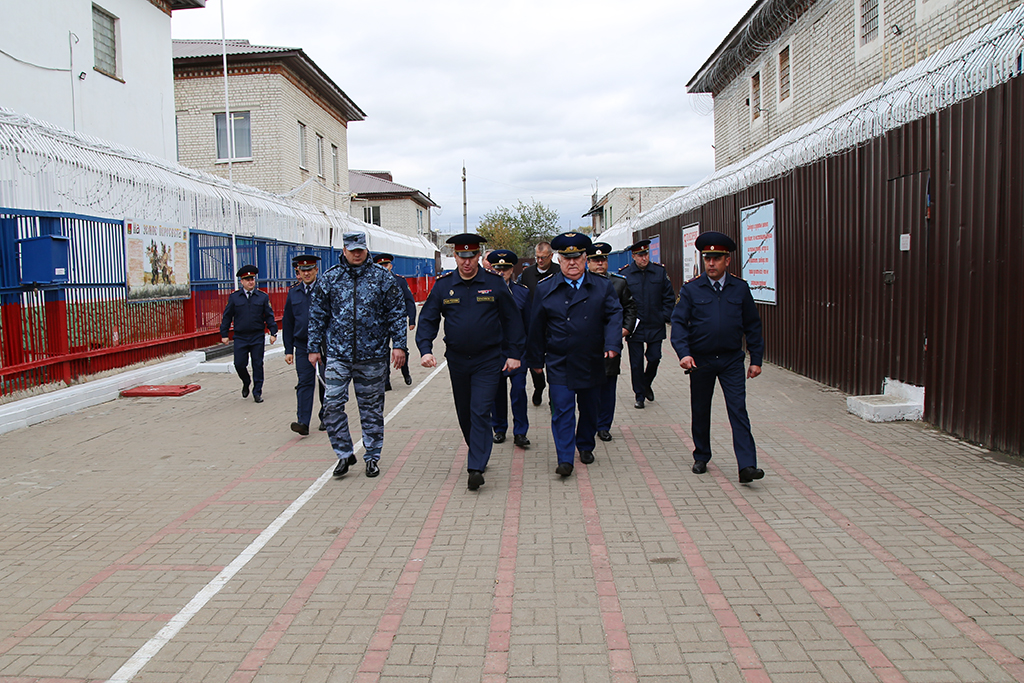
[384,383,392,392]
[492,432,506,444]
[241,382,250,398]
[645,388,655,402]
[468,470,485,491]
[513,434,530,448]
[290,422,309,436]
[403,372,413,386]
[597,430,612,442]
[333,459,349,477]
[253,394,263,403]
[348,454,358,466]
[555,463,574,477]
[579,451,595,464]
[739,467,764,483]
[692,460,708,474]
[366,460,380,477]
[532,387,543,406]
[634,399,645,409]
[318,421,327,431]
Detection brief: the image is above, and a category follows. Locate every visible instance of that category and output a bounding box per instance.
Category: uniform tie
[714,281,722,294]
[573,279,580,290]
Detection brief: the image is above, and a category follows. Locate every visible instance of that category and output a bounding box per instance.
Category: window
[417,209,424,234]
[860,0,879,45]
[215,112,252,160]
[92,5,119,78]
[363,206,381,226]
[751,72,762,119]
[298,122,307,169]
[316,134,325,177]
[331,144,339,186]
[778,47,791,102]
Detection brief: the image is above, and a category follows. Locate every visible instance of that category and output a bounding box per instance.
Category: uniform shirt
[618,260,675,342]
[671,273,764,365]
[416,269,526,359]
[220,288,277,338]
[282,280,316,354]
[526,271,623,390]
[307,258,407,363]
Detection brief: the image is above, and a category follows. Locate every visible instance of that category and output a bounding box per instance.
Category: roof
[687,0,814,95]
[170,1,206,9]
[349,171,439,209]
[172,39,365,122]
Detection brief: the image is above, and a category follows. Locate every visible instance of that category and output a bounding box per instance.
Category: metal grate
[861,0,879,45]
[779,46,791,101]
[92,5,117,76]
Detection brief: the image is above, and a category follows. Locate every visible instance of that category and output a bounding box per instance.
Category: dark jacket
[282,280,315,354]
[517,263,557,291]
[671,273,764,365]
[393,272,417,326]
[594,271,638,376]
[526,272,623,390]
[220,288,277,338]
[619,260,674,342]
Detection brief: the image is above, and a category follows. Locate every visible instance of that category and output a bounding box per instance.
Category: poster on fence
[682,224,701,281]
[739,200,777,304]
[124,219,191,301]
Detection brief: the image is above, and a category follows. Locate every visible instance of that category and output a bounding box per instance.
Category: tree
[477,200,560,258]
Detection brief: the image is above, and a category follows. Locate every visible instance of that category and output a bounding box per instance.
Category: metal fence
[0,208,435,396]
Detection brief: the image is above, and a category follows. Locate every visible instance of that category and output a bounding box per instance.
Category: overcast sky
[171,0,752,233]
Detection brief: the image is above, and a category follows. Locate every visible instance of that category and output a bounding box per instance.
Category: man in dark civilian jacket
[516,240,555,405]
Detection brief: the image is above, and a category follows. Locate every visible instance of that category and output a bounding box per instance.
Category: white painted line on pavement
[107,361,449,683]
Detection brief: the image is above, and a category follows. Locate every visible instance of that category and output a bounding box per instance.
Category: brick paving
[1,346,1023,683]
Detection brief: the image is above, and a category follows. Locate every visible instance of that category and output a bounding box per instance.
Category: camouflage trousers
[322,357,388,462]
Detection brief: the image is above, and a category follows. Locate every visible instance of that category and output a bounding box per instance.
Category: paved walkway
[1,346,1023,683]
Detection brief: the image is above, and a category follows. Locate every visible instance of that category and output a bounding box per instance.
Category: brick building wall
[710,0,1019,168]
[350,197,432,238]
[174,66,351,211]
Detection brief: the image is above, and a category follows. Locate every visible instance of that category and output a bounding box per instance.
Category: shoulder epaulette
[437,270,454,279]
[288,281,303,289]
[685,275,701,284]
[323,263,342,274]
[617,264,630,272]
[538,272,556,283]
[610,272,625,280]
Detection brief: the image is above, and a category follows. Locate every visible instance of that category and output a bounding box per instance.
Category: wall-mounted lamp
[78,71,87,80]
[891,24,901,35]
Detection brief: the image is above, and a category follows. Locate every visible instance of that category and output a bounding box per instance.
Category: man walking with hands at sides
[517,241,555,406]
[527,232,622,477]
[671,231,765,483]
[373,253,417,390]
[283,254,325,436]
[487,249,532,449]
[586,242,637,442]
[619,239,675,409]
[307,232,408,479]
[220,264,277,403]
[417,234,526,492]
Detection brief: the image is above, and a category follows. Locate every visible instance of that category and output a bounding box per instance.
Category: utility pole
[462,163,468,232]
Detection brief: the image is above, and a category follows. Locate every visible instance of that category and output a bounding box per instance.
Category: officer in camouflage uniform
[307,232,408,478]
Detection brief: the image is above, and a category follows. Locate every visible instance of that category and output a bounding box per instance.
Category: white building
[583,186,685,236]
[0,0,204,161]
[349,170,438,241]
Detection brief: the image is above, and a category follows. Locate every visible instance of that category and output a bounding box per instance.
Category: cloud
[172,0,751,230]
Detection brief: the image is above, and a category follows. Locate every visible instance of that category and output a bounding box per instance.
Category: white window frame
[749,70,764,127]
[316,134,325,178]
[298,122,307,169]
[855,0,884,61]
[776,42,793,113]
[331,144,339,186]
[215,111,252,161]
[92,4,121,80]
[363,206,381,226]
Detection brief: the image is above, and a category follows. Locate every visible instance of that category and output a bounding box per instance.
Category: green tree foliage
[477,200,560,258]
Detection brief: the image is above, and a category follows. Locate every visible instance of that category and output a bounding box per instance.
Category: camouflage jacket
[307,257,407,363]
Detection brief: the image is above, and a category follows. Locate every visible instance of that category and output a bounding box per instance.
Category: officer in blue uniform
[586,242,638,442]
[486,249,531,449]
[527,232,623,477]
[619,239,675,409]
[220,264,277,403]
[283,254,325,435]
[671,231,765,483]
[373,253,417,390]
[417,234,526,491]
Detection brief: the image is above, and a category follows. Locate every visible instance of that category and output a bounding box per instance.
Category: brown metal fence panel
[640,75,1024,456]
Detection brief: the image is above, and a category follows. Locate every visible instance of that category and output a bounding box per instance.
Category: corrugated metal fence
[0,209,435,396]
[636,75,1024,456]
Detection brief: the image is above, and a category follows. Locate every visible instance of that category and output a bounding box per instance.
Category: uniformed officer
[282,254,325,435]
[417,234,526,491]
[527,232,623,477]
[671,231,765,483]
[220,264,277,403]
[487,249,531,449]
[586,242,638,442]
[619,239,675,409]
[373,252,417,390]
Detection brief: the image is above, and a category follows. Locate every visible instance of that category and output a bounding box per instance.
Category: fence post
[0,217,25,367]
[39,217,71,384]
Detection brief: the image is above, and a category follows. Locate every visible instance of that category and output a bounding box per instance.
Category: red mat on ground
[120,384,201,397]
